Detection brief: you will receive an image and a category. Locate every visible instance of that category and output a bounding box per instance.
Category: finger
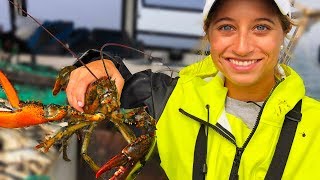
[66,79,76,106]
[71,68,98,112]
[73,95,84,112]
[74,77,93,110]
[66,70,82,110]
[67,90,84,112]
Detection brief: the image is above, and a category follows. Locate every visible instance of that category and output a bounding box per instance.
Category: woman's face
[208,0,285,89]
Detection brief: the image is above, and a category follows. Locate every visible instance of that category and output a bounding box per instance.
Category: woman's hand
[66,59,124,112]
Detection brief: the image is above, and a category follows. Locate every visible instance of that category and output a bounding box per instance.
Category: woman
[67,0,320,179]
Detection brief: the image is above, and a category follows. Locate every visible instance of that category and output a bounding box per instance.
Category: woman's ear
[204,34,209,41]
[285,24,292,34]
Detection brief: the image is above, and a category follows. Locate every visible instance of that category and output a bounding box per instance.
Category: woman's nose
[232,32,254,57]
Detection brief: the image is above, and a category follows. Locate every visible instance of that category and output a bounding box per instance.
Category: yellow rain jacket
[156,56,320,179]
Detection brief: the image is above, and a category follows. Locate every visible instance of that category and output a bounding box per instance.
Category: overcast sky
[0,0,123,31]
[298,0,320,8]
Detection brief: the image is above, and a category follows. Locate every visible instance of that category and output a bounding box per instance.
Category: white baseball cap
[203,0,292,20]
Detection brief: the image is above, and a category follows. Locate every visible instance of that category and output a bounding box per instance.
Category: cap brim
[203,0,291,20]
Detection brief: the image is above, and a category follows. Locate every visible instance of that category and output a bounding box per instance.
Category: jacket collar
[179,72,228,126]
[260,65,305,127]
[179,56,305,128]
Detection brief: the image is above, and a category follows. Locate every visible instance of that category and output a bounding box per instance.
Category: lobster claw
[52,66,76,95]
[0,71,20,109]
[0,71,68,128]
[0,71,46,128]
[96,135,156,179]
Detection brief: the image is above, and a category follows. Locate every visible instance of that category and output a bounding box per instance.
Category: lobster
[0,0,157,179]
[0,64,157,179]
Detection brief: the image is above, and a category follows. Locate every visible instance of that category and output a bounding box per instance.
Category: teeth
[229,59,257,66]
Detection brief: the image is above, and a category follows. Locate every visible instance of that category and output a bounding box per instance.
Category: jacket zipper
[229,79,283,179]
[178,78,284,179]
[230,147,244,180]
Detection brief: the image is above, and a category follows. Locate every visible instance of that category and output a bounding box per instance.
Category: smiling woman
[35,0,320,179]
[204,0,290,102]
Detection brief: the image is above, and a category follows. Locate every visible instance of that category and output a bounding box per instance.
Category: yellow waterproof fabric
[156,56,320,179]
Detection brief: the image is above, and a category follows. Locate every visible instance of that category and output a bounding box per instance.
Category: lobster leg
[83,113,106,122]
[62,139,72,161]
[120,107,157,139]
[36,121,92,152]
[81,123,101,172]
[110,113,137,144]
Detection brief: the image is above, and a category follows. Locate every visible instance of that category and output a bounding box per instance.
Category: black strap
[265,99,302,180]
[193,125,208,180]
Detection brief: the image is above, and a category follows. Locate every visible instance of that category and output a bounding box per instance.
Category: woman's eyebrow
[213,17,235,24]
[254,18,276,25]
[213,17,276,25]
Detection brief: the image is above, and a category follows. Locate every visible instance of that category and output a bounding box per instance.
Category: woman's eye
[219,25,234,31]
[255,25,268,31]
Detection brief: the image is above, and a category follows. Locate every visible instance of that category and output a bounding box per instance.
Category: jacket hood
[179,55,218,79]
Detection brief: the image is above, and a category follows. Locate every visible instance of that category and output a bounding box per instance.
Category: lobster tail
[0,71,20,108]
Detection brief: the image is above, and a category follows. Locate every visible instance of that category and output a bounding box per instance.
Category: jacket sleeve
[121,69,178,120]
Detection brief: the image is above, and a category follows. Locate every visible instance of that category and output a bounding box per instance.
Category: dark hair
[203,0,293,36]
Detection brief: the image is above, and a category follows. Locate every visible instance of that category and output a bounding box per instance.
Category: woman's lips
[225,58,262,71]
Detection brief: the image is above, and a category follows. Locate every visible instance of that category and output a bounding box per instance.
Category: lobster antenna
[99,43,164,79]
[8,0,98,80]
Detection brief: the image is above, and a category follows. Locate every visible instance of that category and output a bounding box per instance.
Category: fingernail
[77,101,84,107]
